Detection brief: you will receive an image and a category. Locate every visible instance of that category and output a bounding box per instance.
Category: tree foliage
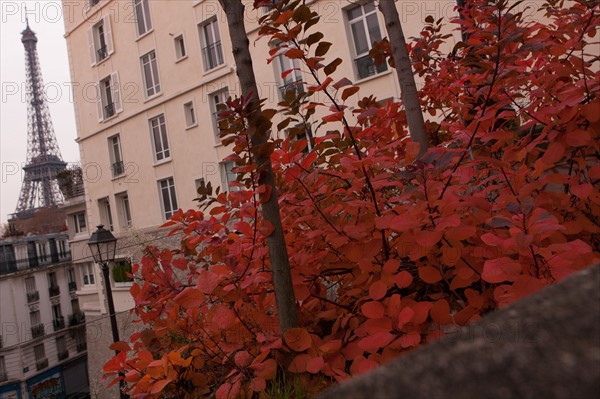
[104,0,599,397]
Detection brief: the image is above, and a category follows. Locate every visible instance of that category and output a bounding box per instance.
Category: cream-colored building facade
[61,0,458,397]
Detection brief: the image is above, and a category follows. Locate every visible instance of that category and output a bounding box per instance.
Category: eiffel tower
[12,19,67,219]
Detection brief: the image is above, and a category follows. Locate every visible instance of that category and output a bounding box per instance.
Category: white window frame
[346,1,387,79]
[158,177,178,220]
[25,276,37,294]
[108,134,124,178]
[98,197,114,232]
[149,114,170,162]
[87,14,114,66]
[73,212,87,234]
[274,42,303,100]
[210,88,229,143]
[30,310,41,327]
[184,101,197,128]
[81,262,96,287]
[200,19,224,71]
[34,343,46,364]
[116,192,132,229]
[96,72,122,122]
[134,0,152,37]
[220,161,242,192]
[140,50,161,98]
[174,34,187,60]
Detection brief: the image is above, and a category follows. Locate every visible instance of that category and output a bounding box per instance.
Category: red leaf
[174,287,204,309]
[288,354,312,373]
[369,280,388,300]
[285,48,304,59]
[284,328,312,352]
[150,379,173,395]
[362,301,385,319]
[393,271,413,288]
[357,332,395,352]
[418,266,443,284]
[430,299,452,324]
[306,356,325,374]
[482,257,522,283]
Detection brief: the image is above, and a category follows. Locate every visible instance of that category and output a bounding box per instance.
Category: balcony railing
[279,80,305,101]
[0,371,7,382]
[31,324,45,338]
[69,311,85,327]
[68,281,77,292]
[49,285,60,297]
[97,45,108,61]
[27,291,40,303]
[57,166,84,200]
[111,161,125,178]
[77,342,87,352]
[36,358,49,371]
[53,316,65,331]
[202,41,224,70]
[58,350,69,361]
[104,102,115,119]
[355,54,387,80]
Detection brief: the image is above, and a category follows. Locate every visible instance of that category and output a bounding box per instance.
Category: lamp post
[88,225,128,399]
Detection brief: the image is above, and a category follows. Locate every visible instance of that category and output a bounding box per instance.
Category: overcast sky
[0,1,80,224]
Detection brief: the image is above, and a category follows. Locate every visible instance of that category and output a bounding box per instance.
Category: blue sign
[0,383,22,399]
[26,367,65,399]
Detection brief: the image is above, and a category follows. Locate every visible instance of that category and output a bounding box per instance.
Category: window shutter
[104,15,114,55]
[96,83,104,122]
[111,72,123,113]
[87,27,96,65]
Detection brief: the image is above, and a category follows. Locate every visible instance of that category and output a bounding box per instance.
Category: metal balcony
[31,324,45,338]
[76,342,87,352]
[69,311,85,327]
[36,358,48,371]
[49,285,60,297]
[53,316,65,331]
[111,161,125,178]
[97,45,108,61]
[104,102,115,119]
[27,291,40,303]
[58,350,69,361]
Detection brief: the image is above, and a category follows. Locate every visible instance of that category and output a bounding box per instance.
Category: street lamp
[88,225,128,399]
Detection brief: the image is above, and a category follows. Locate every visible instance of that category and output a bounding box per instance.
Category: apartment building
[61,0,456,396]
[0,232,89,399]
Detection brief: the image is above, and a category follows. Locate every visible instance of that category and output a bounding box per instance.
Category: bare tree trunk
[217,0,298,333]
[378,0,428,158]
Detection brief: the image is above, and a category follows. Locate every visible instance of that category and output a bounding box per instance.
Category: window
[81,262,96,287]
[174,34,186,60]
[73,212,87,234]
[134,0,152,36]
[30,310,44,338]
[98,198,114,231]
[34,344,47,370]
[25,276,39,303]
[200,19,224,70]
[184,101,197,128]
[211,88,229,143]
[149,114,170,161]
[116,192,132,229]
[48,272,59,297]
[67,267,76,291]
[52,304,65,331]
[347,1,387,79]
[108,134,124,178]
[220,161,242,191]
[287,124,314,153]
[97,73,122,121]
[141,50,161,98]
[87,15,113,65]
[275,43,303,100]
[37,242,48,262]
[56,336,68,360]
[112,259,134,285]
[158,177,178,220]
[0,356,6,382]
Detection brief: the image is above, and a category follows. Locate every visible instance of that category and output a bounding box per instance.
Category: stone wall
[318,265,600,399]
